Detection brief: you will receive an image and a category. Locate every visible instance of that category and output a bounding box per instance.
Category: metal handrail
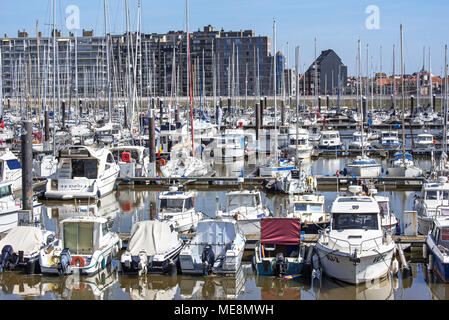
[318,230,385,253]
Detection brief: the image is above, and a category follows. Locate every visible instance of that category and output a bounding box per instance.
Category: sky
[1,0,448,76]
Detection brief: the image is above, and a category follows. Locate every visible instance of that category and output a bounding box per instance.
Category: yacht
[217,189,271,236]
[380,131,401,150]
[179,218,246,275]
[157,186,203,233]
[287,194,330,233]
[314,185,396,284]
[346,155,382,178]
[426,216,449,282]
[414,132,436,152]
[414,176,449,235]
[39,216,122,276]
[94,122,122,145]
[210,135,245,163]
[318,129,343,151]
[44,145,120,200]
[288,129,313,159]
[387,152,423,178]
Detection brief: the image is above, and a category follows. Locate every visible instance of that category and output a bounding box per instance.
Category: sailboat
[387,25,423,178]
[346,40,381,178]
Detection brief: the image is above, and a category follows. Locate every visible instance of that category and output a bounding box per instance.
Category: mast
[444,44,448,155]
[36,21,41,133]
[429,47,433,111]
[0,41,3,116]
[358,39,364,157]
[273,19,278,164]
[392,44,396,114]
[186,0,195,155]
[400,24,406,164]
[295,46,300,164]
[52,0,56,155]
[104,0,111,124]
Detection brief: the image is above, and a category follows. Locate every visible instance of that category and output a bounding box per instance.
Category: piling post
[281,100,285,126]
[255,103,261,141]
[44,107,50,142]
[260,98,264,127]
[433,94,436,112]
[362,96,367,124]
[228,97,231,116]
[148,109,156,177]
[410,95,415,117]
[318,96,321,114]
[61,100,66,129]
[159,99,163,128]
[326,95,330,108]
[396,243,411,277]
[21,120,33,212]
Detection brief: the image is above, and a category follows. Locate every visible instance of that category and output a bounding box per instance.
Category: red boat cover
[261,218,301,245]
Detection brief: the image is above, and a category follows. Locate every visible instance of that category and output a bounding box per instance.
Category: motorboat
[275,169,313,195]
[314,185,396,284]
[287,194,330,233]
[217,189,271,236]
[414,176,449,235]
[414,132,436,151]
[119,220,184,275]
[318,129,343,151]
[179,218,246,275]
[426,216,449,282]
[0,226,57,274]
[380,131,401,150]
[210,135,245,163]
[110,145,150,180]
[387,152,423,178]
[157,186,203,233]
[39,216,122,276]
[259,158,296,178]
[94,122,122,145]
[346,155,382,178]
[253,218,305,276]
[348,131,372,150]
[160,150,211,178]
[45,145,120,200]
[288,129,313,159]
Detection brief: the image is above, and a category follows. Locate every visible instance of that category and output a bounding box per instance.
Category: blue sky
[1,0,448,76]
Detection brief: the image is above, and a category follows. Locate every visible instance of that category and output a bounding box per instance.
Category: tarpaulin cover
[261,218,301,245]
[0,226,44,255]
[127,220,173,256]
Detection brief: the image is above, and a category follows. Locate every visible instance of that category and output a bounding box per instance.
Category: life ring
[159,158,166,166]
[72,281,86,291]
[71,256,86,268]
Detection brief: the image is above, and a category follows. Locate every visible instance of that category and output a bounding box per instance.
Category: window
[63,222,94,255]
[160,199,184,211]
[295,204,307,211]
[426,191,438,200]
[378,202,388,216]
[184,197,194,210]
[0,184,12,198]
[6,159,21,170]
[332,213,378,230]
[228,195,255,210]
[310,205,323,212]
[102,223,109,236]
[107,154,114,163]
[71,159,98,179]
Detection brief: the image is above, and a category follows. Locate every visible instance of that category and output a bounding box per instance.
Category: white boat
[110,145,150,179]
[39,216,122,276]
[414,132,436,151]
[0,226,57,274]
[0,181,22,234]
[373,193,399,234]
[308,126,322,145]
[157,186,203,233]
[33,154,58,179]
[0,146,22,191]
[179,218,246,275]
[160,151,210,178]
[94,122,122,145]
[210,135,245,163]
[120,220,184,275]
[380,131,401,150]
[414,176,449,235]
[287,194,330,233]
[45,145,120,200]
[314,185,396,284]
[259,158,296,178]
[275,169,313,194]
[426,216,449,282]
[217,189,271,236]
[348,131,372,150]
[288,129,313,159]
[346,155,382,178]
[387,152,423,178]
[318,129,343,151]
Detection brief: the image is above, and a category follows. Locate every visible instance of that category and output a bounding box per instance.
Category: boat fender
[159,158,166,167]
[308,176,313,185]
[97,189,101,199]
[210,150,214,158]
[71,255,86,268]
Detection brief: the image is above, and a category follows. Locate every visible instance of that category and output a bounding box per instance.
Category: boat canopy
[127,221,174,256]
[0,226,45,255]
[261,218,301,245]
[195,220,237,247]
[393,153,413,161]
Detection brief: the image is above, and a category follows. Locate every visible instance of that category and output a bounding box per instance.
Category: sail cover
[261,218,301,245]
[127,221,173,256]
[0,226,44,255]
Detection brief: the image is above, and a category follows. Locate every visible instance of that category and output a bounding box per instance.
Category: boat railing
[436,205,449,217]
[320,232,384,253]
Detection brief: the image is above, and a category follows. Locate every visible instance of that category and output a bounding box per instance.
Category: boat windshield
[425,191,449,200]
[160,199,186,211]
[323,133,338,139]
[332,213,378,230]
[71,159,98,179]
[63,222,94,255]
[228,195,257,210]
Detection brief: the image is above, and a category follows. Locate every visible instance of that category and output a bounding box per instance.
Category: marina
[0,0,448,303]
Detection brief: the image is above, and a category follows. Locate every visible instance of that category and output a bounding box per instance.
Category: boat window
[102,223,109,237]
[378,202,388,216]
[332,213,378,230]
[160,199,184,211]
[71,159,98,179]
[0,184,12,198]
[184,197,194,210]
[310,205,323,212]
[441,191,449,200]
[6,159,21,170]
[228,195,256,209]
[0,162,2,177]
[295,204,307,211]
[63,222,94,255]
[107,154,114,163]
[425,191,438,200]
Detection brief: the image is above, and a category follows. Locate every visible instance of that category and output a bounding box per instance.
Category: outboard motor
[201,245,215,276]
[0,245,18,271]
[274,252,288,277]
[58,248,72,276]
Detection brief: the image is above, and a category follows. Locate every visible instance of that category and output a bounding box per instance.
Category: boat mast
[429,47,433,112]
[186,0,195,155]
[358,39,364,157]
[273,19,278,164]
[36,21,41,133]
[295,46,300,164]
[444,44,448,155]
[104,0,112,124]
[400,24,406,165]
[52,0,56,156]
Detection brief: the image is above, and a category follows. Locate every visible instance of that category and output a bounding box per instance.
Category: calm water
[1,147,445,300]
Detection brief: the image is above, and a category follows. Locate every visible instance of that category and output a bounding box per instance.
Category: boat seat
[264,244,276,251]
